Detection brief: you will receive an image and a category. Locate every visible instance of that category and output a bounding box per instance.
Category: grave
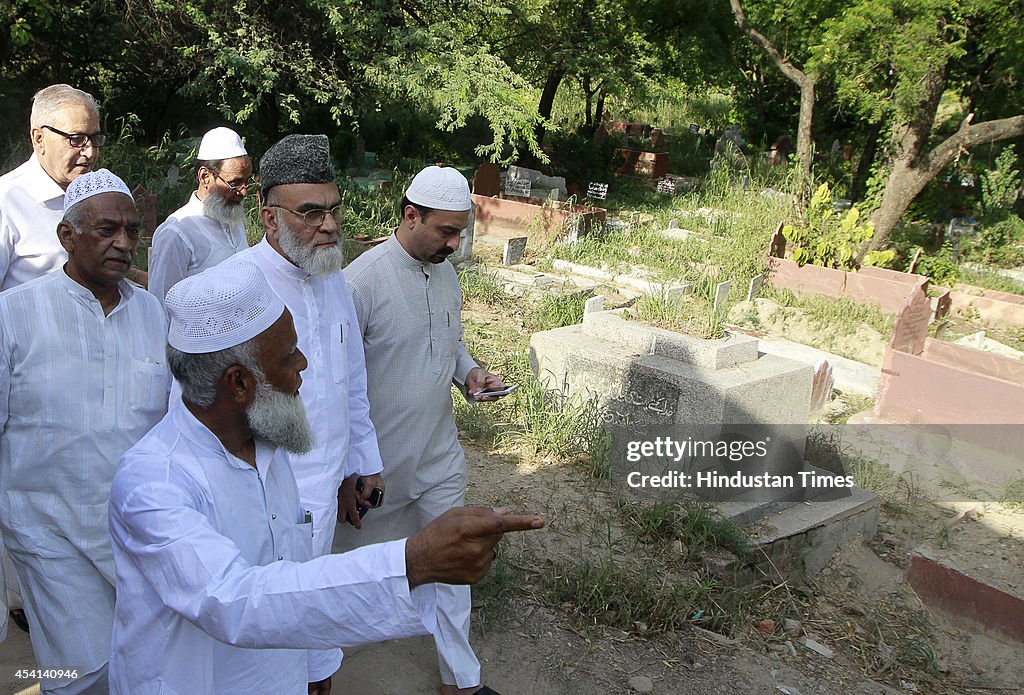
[530,309,880,580]
[506,165,567,200]
[470,163,606,247]
[614,149,669,179]
[471,162,500,196]
[766,223,941,316]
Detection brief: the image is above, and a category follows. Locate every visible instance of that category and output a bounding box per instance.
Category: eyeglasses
[268,204,345,227]
[212,171,256,196]
[41,125,106,148]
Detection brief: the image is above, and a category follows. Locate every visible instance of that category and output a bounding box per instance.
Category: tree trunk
[534,64,566,151]
[730,0,815,180]
[860,72,1024,257]
[849,120,882,202]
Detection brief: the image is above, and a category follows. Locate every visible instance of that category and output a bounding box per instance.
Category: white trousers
[3,525,115,694]
[333,471,480,689]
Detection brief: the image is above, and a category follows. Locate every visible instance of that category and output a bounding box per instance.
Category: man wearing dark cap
[338,166,509,695]
[217,134,387,684]
[107,262,544,694]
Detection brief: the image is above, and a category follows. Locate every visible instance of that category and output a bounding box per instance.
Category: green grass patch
[1002,477,1024,508]
[543,556,737,634]
[957,266,1024,295]
[621,501,750,560]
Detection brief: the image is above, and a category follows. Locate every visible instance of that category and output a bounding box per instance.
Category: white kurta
[341,234,478,506]
[148,193,249,304]
[0,270,168,691]
[0,154,67,291]
[339,234,482,688]
[224,239,383,556]
[108,396,436,695]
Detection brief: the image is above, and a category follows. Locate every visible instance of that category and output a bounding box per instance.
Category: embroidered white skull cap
[166,262,285,354]
[63,168,133,212]
[197,127,248,160]
[405,166,471,211]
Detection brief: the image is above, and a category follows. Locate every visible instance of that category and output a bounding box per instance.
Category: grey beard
[246,377,315,454]
[277,211,345,277]
[203,191,246,229]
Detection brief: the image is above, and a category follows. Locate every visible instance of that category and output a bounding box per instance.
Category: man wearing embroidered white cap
[107,262,544,694]
[338,166,508,695]
[0,168,169,693]
[148,126,253,305]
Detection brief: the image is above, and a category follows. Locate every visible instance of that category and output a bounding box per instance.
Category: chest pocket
[331,322,349,385]
[428,305,460,377]
[131,359,169,414]
[277,511,315,564]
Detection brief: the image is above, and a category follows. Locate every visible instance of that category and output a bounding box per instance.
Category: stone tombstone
[889,284,931,356]
[689,123,700,134]
[747,275,764,302]
[448,204,475,267]
[713,280,731,318]
[587,182,609,200]
[502,236,528,265]
[657,177,677,195]
[768,222,786,258]
[505,177,532,198]
[584,295,605,314]
[472,162,501,197]
[809,359,835,412]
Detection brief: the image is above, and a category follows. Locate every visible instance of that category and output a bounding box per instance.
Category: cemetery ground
[5,174,1024,694]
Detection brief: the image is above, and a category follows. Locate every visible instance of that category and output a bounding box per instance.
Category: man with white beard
[107,263,544,694]
[148,126,253,305]
[217,133,386,689]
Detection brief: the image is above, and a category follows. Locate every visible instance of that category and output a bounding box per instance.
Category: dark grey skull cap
[259,134,334,196]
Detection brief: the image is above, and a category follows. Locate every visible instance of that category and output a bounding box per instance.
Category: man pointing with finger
[107,262,543,694]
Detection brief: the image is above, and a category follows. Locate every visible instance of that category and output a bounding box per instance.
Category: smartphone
[472,384,518,399]
[353,478,384,519]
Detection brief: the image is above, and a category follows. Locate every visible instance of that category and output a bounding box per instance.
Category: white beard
[246,377,314,454]
[203,190,246,229]
[277,212,345,277]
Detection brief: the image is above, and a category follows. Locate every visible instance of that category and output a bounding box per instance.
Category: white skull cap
[405,166,471,211]
[197,126,248,160]
[166,262,285,354]
[63,168,133,212]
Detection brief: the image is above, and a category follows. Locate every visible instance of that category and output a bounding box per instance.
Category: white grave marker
[584,295,605,314]
[505,177,532,198]
[587,182,609,200]
[747,275,764,302]
[713,280,731,317]
[502,236,528,265]
[689,123,700,134]
[657,178,677,195]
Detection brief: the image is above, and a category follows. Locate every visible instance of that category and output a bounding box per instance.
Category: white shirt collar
[26,154,66,205]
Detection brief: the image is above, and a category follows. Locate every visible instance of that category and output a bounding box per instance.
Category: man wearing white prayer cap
[148,125,253,306]
[217,133,386,686]
[107,262,544,695]
[0,168,169,693]
[338,166,509,695]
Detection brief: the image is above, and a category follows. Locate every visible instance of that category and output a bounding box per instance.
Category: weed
[628,288,726,340]
[543,556,737,634]
[958,265,1024,295]
[458,265,512,306]
[1002,477,1024,509]
[529,292,586,331]
[621,501,750,560]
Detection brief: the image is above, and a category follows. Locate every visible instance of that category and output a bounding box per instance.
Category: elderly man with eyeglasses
[211,133,387,689]
[148,126,255,306]
[0,84,112,291]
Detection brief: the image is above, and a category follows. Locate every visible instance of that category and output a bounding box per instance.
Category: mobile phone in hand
[472,384,518,399]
